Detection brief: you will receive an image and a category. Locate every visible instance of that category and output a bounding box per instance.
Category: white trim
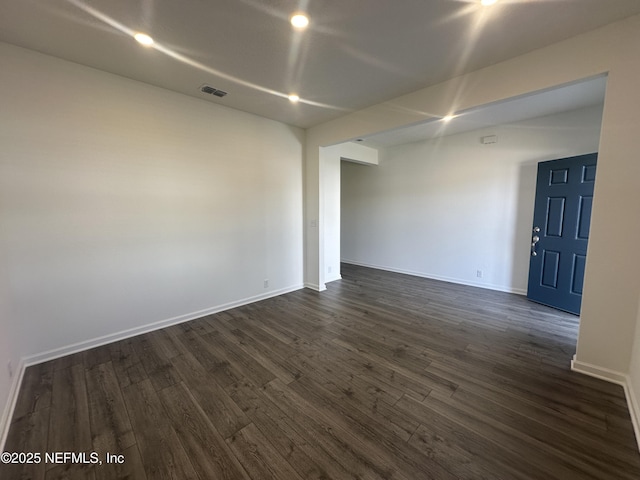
[325,274,342,283]
[304,282,327,292]
[341,260,527,295]
[628,380,640,452]
[0,283,303,451]
[571,356,640,452]
[0,358,26,452]
[627,378,640,452]
[570,356,627,384]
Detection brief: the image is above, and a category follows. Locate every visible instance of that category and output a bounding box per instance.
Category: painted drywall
[341,105,603,293]
[0,42,304,434]
[576,54,640,374]
[320,143,379,285]
[0,248,21,447]
[339,142,379,165]
[306,14,640,382]
[321,147,342,284]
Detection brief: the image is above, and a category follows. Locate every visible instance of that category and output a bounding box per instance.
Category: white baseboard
[325,274,342,283]
[0,283,303,451]
[1,358,26,452]
[571,356,640,452]
[570,356,628,384]
[304,282,326,292]
[628,379,640,452]
[341,260,527,295]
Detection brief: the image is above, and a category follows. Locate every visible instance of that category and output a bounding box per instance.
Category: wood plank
[425,359,608,432]
[108,338,146,389]
[287,376,455,480]
[129,335,180,392]
[85,362,136,454]
[212,314,302,383]
[403,391,598,480]
[50,352,84,372]
[157,382,250,480]
[47,363,91,454]
[82,344,112,370]
[203,332,276,387]
[293,364,419,442]
[172,327,245,388]
[146,329,182,360]
[44,461,97,480]
[450,387,640,479]
[170,352,250,438]
[226,423,304,480]
[228,378,356,480]
[93,444,147,480]
[0,408,50,480]
[11,361,54,420]
[278,377,407,479]
[121,379,198,480]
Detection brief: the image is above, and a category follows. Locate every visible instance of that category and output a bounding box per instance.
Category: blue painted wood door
[527,153,597,315]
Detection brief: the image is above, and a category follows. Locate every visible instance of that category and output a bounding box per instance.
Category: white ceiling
[0,1,638,129]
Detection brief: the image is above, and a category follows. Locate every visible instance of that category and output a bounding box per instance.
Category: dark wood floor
[2,263,640,479]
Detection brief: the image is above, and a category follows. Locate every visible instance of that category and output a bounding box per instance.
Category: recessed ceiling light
[442,114,456,122]
[481,0,497,5]
[288,94,300,103]
[134,33,154,46]
[290,13,309,29]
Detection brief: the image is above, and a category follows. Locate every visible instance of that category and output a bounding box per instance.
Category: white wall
[0,42,304,439]
[341,105,603,293]
[338,142,379,165]
[321,147,342,284]
[320,142,379,286]
[0,248,20,446]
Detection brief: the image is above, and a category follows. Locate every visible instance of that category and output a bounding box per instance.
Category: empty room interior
[2,1,640,479]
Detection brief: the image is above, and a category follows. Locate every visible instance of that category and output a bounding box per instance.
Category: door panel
[527,153,597,315]
[577,196,593,239]
[541,250,560,288]
[545,197,565,236]
[571,254,586,295]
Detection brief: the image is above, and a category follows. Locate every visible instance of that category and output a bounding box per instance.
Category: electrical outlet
[328,266,332,274]
[264,279,269,288]
[476,270,483,278]
[7,360,13,379]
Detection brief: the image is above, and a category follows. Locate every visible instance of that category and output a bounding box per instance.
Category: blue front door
[527,153,597,315]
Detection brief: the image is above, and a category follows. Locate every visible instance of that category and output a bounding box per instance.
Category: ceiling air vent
[200,85,228,98]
